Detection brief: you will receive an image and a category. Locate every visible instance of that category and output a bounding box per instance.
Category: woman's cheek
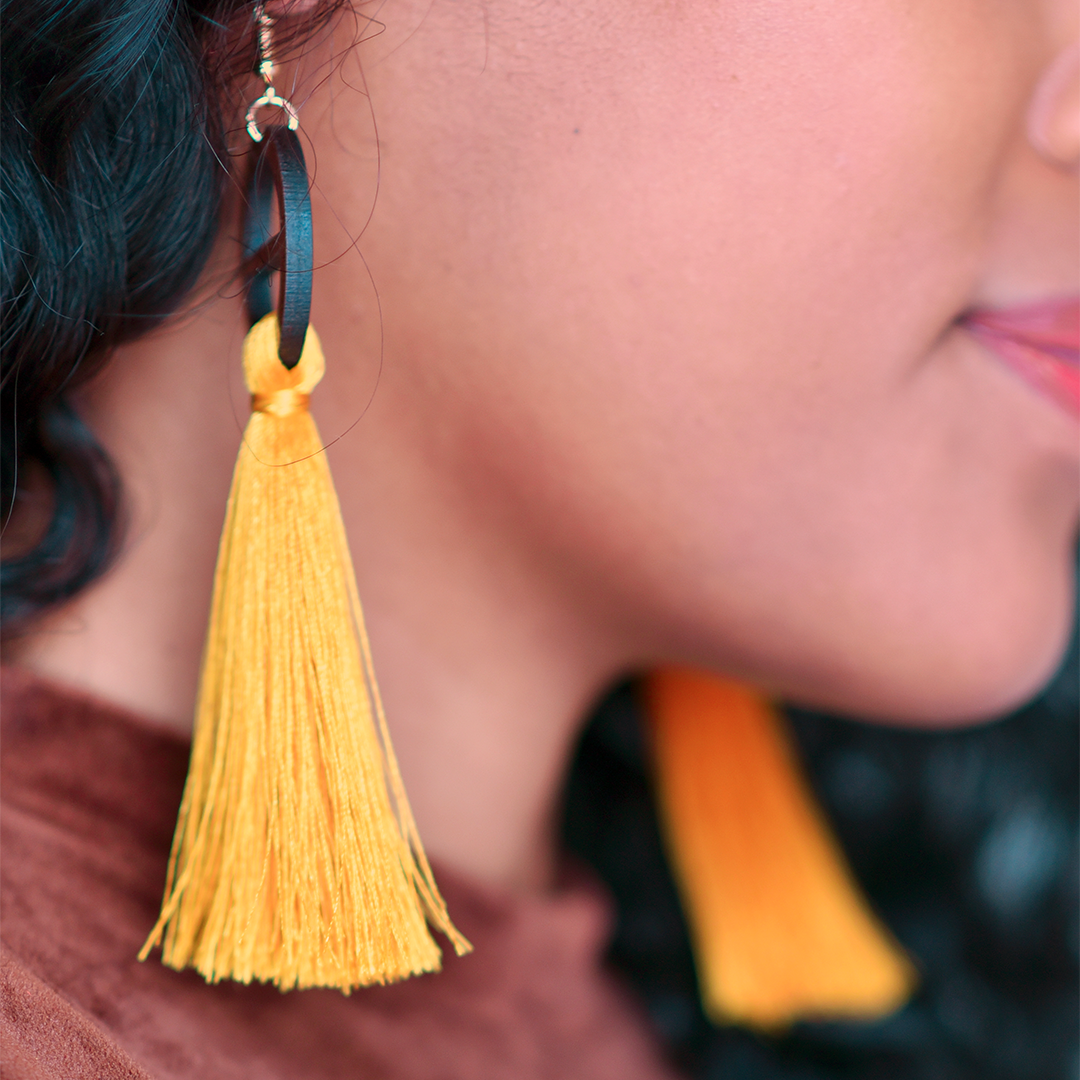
[340,0,1075,723]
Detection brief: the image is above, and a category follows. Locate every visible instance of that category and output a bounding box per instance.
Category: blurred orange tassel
[644,667,916,1030]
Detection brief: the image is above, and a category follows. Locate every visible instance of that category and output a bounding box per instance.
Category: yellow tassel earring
[644,667,915,1030]
[140,4,470,990]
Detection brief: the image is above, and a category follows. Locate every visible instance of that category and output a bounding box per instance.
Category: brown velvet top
[0,667,680,1080]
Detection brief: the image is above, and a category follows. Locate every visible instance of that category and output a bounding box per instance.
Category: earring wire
[246,2,299,143]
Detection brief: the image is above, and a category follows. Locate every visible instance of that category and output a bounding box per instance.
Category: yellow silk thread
[140,314,470,990]
[645,667,915,1030]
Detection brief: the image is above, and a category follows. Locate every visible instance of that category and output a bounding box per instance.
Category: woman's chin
[787,569,1076,729]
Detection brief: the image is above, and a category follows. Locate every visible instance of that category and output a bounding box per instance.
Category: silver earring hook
[246,2,299,143]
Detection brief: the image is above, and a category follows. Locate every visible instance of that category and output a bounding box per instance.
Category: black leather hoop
[241,126,312,369]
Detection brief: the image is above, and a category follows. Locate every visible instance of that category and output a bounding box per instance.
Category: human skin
[21,0,1079,889]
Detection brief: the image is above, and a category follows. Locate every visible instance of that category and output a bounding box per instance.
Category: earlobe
[1027,42,1080,169]
[264,0,322,16]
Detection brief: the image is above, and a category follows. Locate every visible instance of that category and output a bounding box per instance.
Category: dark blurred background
[561,570,1078,1080]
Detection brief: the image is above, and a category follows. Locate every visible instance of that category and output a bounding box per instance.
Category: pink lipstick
[962,298,1079,419]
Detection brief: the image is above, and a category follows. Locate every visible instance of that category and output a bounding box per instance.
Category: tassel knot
[251,388,310,417]
[244,314,324,397]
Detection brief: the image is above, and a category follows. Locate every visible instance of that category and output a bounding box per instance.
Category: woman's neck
[15,294,629,893]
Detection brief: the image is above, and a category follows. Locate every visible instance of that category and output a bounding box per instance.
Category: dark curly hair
[0,0,340,633]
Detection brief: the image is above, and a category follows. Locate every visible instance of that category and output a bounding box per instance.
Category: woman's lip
[961,297,1079,419]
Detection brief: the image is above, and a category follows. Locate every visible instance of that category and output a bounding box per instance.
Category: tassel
[644,667,915,1029]
[140,314,470,990]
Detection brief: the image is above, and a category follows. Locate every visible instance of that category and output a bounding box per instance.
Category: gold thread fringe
[140,314,471,990]
[645,667,915,1029]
